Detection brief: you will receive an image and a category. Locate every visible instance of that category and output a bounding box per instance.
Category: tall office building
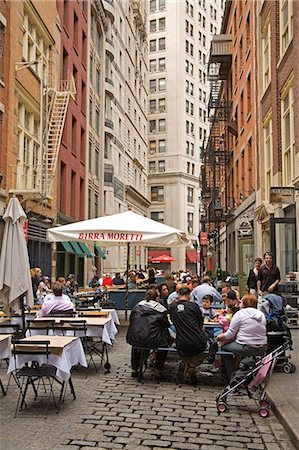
[147,0,224,271]
[103,0,149,273]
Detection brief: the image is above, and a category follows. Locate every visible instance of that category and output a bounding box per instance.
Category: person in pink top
[39,282,75,317]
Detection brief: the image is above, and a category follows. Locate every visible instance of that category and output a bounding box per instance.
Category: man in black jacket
[126,288,170,380]
[170,286,207,384]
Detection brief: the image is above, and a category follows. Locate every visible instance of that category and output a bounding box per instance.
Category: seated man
[169,286,207,385]
[39,282,75,317]
[113,272,125,285]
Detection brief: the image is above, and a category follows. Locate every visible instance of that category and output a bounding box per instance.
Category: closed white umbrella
[0,197,34,319]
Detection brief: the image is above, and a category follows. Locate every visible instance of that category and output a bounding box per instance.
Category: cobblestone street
[0,327,297,450]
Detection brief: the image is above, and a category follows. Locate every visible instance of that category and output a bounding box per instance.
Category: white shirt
[43,293,72,304]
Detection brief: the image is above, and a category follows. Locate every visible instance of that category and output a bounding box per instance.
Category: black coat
[126,301,170,349]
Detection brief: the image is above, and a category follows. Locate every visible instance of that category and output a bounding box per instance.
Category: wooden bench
[132,346,234,382]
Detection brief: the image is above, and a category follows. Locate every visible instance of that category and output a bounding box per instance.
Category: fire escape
[10,70,76,201]
[39,75,76,197]
[201,34,233,226]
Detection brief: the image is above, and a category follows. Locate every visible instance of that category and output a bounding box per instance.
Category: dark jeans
[131,348,167,371]
[221,341,267,379]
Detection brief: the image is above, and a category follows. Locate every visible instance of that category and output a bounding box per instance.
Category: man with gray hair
[190,275,222,307]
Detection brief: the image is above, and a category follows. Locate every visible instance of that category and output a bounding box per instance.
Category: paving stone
[142,440,171,447]
[70,441,96,447]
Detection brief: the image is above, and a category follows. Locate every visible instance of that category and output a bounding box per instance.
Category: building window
[151,186,164,202]
[158,139,166,153]
[17,103,41,190]
[95,147,99,177]
[150,0,156,12]
[150,20,156,33]
[22,10,50,80]
[150,120,156,133]
[159,18,166,31]
[159,37,166,51]
[150,99,156,112]
[149,161,156,173]
[158,160,165,172]
[187,187,194,203]
[149,79,157,92]
[158,119,166,132]
[150,39,156,52]
[247,73,251,116]
[150,59,157,72]
[263,117,272,201]
[159,57,166,71]
[262,21,271,90]
[281,85,294,185]
[280,0,293,54]
[159,78,166,91]
[158,98,166,111]
[187,212,193,233]
[0,21,5,80]
[149,141,156,154]
[159,0,166,11]
[151,211,164,223]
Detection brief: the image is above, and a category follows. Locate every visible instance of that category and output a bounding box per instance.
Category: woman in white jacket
[217,294,267,379]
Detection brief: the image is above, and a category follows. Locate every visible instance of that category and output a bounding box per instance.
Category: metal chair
[12,340,59,416]
[0,323,21,339]
[26,320,56,336]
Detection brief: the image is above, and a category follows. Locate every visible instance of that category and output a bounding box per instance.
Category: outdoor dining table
[78,309,120,326]
[7,335,87,381]
[31,316,118,345]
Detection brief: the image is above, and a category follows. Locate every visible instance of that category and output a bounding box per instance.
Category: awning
[79,242,93,258]
[61,241,75,253]
[186,250,200,263]
[70,241,85,257]
[94,244,106,260]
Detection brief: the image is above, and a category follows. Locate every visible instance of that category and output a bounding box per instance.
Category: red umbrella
[151,254,176,263]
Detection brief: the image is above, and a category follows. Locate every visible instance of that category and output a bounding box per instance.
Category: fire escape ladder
[43,73,76,197]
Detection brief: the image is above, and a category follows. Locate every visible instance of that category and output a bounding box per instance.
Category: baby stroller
[216,339,292,417]
[259,293,296,373]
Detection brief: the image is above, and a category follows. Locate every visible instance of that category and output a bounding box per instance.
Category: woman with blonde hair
[217,294,267,379]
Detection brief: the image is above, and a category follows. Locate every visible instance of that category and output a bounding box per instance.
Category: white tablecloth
[8,337,87,381]
[27,317,118,346]
[106,309,120,326]
[0,335,11,359]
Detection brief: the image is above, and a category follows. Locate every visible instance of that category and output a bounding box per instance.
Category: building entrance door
[270,218,297,279]
[238,240,254,296]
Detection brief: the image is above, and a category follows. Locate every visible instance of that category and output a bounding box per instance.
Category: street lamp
[214,199,223,292]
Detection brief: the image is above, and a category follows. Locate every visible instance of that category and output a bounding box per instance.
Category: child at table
[200,295,219,322]
[218,304,238,333]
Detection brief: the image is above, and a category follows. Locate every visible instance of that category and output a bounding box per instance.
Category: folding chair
[0,323,21,339]
[60,319,104,372]
[26,320,56,336]
[12,340,59,416]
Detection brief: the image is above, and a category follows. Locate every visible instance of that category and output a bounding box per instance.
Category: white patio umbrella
[0,197,33,324]
[47,210,190,317]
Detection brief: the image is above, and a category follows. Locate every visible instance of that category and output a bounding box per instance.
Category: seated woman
[126,288,170,380]
[216,294,267,379]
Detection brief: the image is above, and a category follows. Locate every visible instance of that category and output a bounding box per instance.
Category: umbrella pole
[125,242,130,321]
[20,294,26,337]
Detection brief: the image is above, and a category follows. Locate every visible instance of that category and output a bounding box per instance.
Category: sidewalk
[266,328,299,448]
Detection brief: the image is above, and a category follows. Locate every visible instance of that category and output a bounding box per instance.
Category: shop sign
[200,231,208,245]
[270,187,295,204]
[238,220,253,239]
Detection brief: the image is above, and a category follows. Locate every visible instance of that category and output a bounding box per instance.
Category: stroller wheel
[289,363,296,373]
[217,402,227,413]
[260,399,269,408]
[259,407,269,418]
[283,362,293,374]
